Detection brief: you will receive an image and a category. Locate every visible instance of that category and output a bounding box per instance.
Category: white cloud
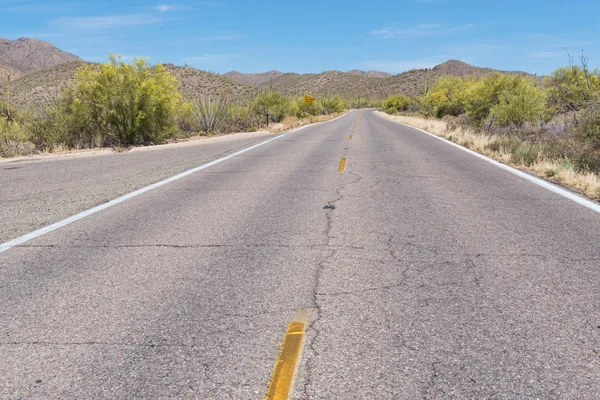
[154,4,181,12]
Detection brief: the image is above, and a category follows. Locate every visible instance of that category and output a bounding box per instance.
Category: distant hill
[262,60,539,100]
[165,65,257,102]
[0,37,82,75]
[0,61,84,109]
[224,70,284,86]
[0,41,542,111]
[0,62,258,109]
[431,59,535,78]
[347,70,392,78]
[224,69,391,85]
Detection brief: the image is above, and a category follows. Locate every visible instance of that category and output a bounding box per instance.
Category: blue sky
[1,0,599,75]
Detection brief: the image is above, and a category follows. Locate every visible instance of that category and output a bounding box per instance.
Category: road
[1,110,599,399]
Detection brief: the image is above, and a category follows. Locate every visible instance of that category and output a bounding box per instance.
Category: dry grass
[376,111,600,199]
[267,113,344,133]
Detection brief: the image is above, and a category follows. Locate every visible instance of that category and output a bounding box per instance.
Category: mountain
[0,61,84,109]
[0,37,82,75]
[224,69,391,85]
[165,65,257,102]
[347,70,392,78]
[431,59,535,78]
[262,61,540,100]
[0,53,542,111]
[223,70,285,86]
[0,60,22,85]
[0,62,258,110]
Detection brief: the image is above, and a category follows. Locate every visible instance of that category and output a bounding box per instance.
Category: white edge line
[0,111,353,253]
[373,111,600,214]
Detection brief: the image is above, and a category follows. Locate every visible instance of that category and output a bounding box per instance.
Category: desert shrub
[547,65,600,113]
[0,117,35,157]
[424,76,476,118]
[489,79,547,127]
[26,94,95,148]
[321,95,345,114]
[221,103,263,133]
[382,94,410,114]
[509,141,549,166]
[466,74,515,126]
[293,97,323,118]
[70,54,185,146]
[193,96,230,133]
[251,92,292,122]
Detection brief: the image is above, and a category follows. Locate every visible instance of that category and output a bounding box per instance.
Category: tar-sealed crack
[423,360,442,399]
[301,170,363,399]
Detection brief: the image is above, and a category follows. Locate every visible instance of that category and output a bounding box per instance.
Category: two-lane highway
[1,110,599,398]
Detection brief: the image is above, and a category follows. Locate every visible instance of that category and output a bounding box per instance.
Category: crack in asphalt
[423,360,442,399]
[301,170,363,399]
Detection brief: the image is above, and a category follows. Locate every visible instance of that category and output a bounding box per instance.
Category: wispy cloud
[154,4,184,12]
[370,23,474,39]
[51,14,164,30]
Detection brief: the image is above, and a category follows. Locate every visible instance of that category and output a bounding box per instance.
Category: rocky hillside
[347,70,392,78]
[0,61,84,109]
[0,39,541,110]
[224,70,284,86]
[165,65,257,102]
[263,60,539,99]
[0,37,82,75]
[0,60,22,85]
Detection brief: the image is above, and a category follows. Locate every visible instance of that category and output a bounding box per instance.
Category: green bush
[466,74,515,125]
[321,95,345,114]
[489,79,547,127]
[547,65,600,113]
[293,97,323,118]
[382,94,410,114]
[251,92,292,122]
[0,118,35,157]
[70,54,185,146]
[424,76,475,118]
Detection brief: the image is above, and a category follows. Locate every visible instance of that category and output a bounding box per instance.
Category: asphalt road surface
[1,110,599,399]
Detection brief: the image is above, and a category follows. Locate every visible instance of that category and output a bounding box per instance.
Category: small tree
[293,96,323,118]
[547,50,600,113]
[424,76,475,118]
[490,79,547,127]
[72,54,184,146]
[382,94,410,114]
[251,92,291,122]
[321,95,345,114]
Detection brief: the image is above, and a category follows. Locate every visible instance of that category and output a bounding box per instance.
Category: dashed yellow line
[338,157,347,172]
[349,135,353,140]
[265,311,310,400]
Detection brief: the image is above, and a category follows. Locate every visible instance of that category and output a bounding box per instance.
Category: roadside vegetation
[0,55,356,158]
[380,52,600,199]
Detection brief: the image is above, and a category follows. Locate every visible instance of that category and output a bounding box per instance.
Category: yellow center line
[338,157,347,172]
[265,311,310,400]
[349,135,353,140]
